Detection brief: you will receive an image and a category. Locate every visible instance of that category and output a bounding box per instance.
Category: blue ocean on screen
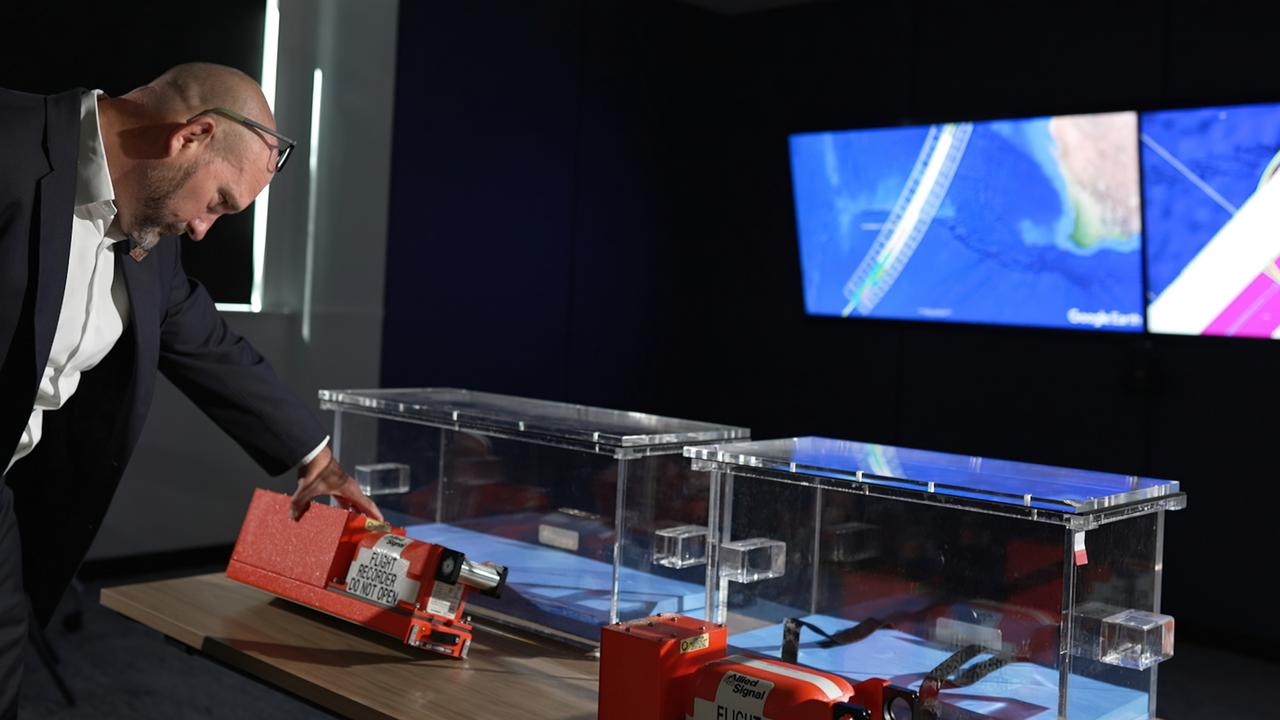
[791,113,1144,332]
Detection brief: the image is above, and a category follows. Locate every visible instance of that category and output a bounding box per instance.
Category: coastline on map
[1048,112,1142,253]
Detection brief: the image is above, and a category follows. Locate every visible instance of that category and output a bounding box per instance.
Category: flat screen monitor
[791,112,1146,332]
[1142,102,1280,339]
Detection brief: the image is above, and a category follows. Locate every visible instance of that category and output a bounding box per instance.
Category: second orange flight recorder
[226,489,507,658]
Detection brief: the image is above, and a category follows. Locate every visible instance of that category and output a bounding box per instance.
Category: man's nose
[188,215,215,241]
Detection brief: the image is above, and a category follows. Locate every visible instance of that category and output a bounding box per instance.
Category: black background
[383,0,1280,657]
[0,0,265,303]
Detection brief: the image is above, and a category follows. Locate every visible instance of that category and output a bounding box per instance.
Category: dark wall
[384,0,721,407]
[383,0,1280,656]
[0,1,265,303]
[385,2,581,400]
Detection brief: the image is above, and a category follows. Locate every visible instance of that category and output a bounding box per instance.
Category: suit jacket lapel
[30,91,84,387]
[116,244,159,427]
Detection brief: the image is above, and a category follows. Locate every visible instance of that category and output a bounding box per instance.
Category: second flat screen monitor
[1143,102,1280,339]
[791,112,1145,332]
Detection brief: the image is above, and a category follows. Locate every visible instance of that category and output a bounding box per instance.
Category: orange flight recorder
[600,614,923,720]
[226,489,507,658]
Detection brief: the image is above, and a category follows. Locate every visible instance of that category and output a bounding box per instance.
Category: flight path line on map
[1140,132,1239,216]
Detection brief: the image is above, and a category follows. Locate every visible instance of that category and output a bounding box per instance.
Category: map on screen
[791,112,1145,332]
[1142,102,1280,338]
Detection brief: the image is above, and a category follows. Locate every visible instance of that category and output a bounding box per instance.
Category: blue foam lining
[405,522,706,634]
[731,614,1149,720]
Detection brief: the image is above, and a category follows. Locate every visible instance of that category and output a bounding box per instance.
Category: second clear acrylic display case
[319,388,749,643]
[686,437,1185,720]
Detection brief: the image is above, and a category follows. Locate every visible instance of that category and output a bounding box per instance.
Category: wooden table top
[100,573,600,720]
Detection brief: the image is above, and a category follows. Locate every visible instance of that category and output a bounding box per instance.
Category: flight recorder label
[680,633,710,654]
[344,534,420,608]
[691,671,774,720]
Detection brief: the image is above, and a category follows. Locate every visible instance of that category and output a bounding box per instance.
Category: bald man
[0,63,380,715]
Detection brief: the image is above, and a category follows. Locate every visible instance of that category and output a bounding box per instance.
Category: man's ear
[168,116,215,159]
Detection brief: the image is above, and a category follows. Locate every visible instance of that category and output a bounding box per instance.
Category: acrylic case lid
[319,388,749,453]
[685,437,1185,523]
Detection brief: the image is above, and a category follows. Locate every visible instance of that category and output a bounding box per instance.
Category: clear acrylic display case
[685,437,1185,720]
[318,388,749,643]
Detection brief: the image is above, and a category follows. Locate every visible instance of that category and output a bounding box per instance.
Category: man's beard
[128,160,200,250]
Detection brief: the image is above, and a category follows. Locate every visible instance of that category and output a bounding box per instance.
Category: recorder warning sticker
[344,534,420,608]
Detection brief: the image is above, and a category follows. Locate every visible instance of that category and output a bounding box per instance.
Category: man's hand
[290,446,384,522]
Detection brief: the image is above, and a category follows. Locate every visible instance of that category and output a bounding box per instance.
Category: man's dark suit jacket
[0,87,326,626]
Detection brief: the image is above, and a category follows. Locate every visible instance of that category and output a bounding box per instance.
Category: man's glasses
[187,107,295,173]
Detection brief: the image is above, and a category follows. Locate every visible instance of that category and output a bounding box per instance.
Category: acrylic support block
[653,525,710,569]
[354,462,411,496]
[1072,603,1176,673]
[686,437,1186,720]
[1081,608,1175,671]
[719,538,786,583]
[822,520,880,564]
[319,388,747,645]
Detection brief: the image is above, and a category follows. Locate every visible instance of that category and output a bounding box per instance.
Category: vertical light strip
[251,0,281,312]
[302,67,323,343]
